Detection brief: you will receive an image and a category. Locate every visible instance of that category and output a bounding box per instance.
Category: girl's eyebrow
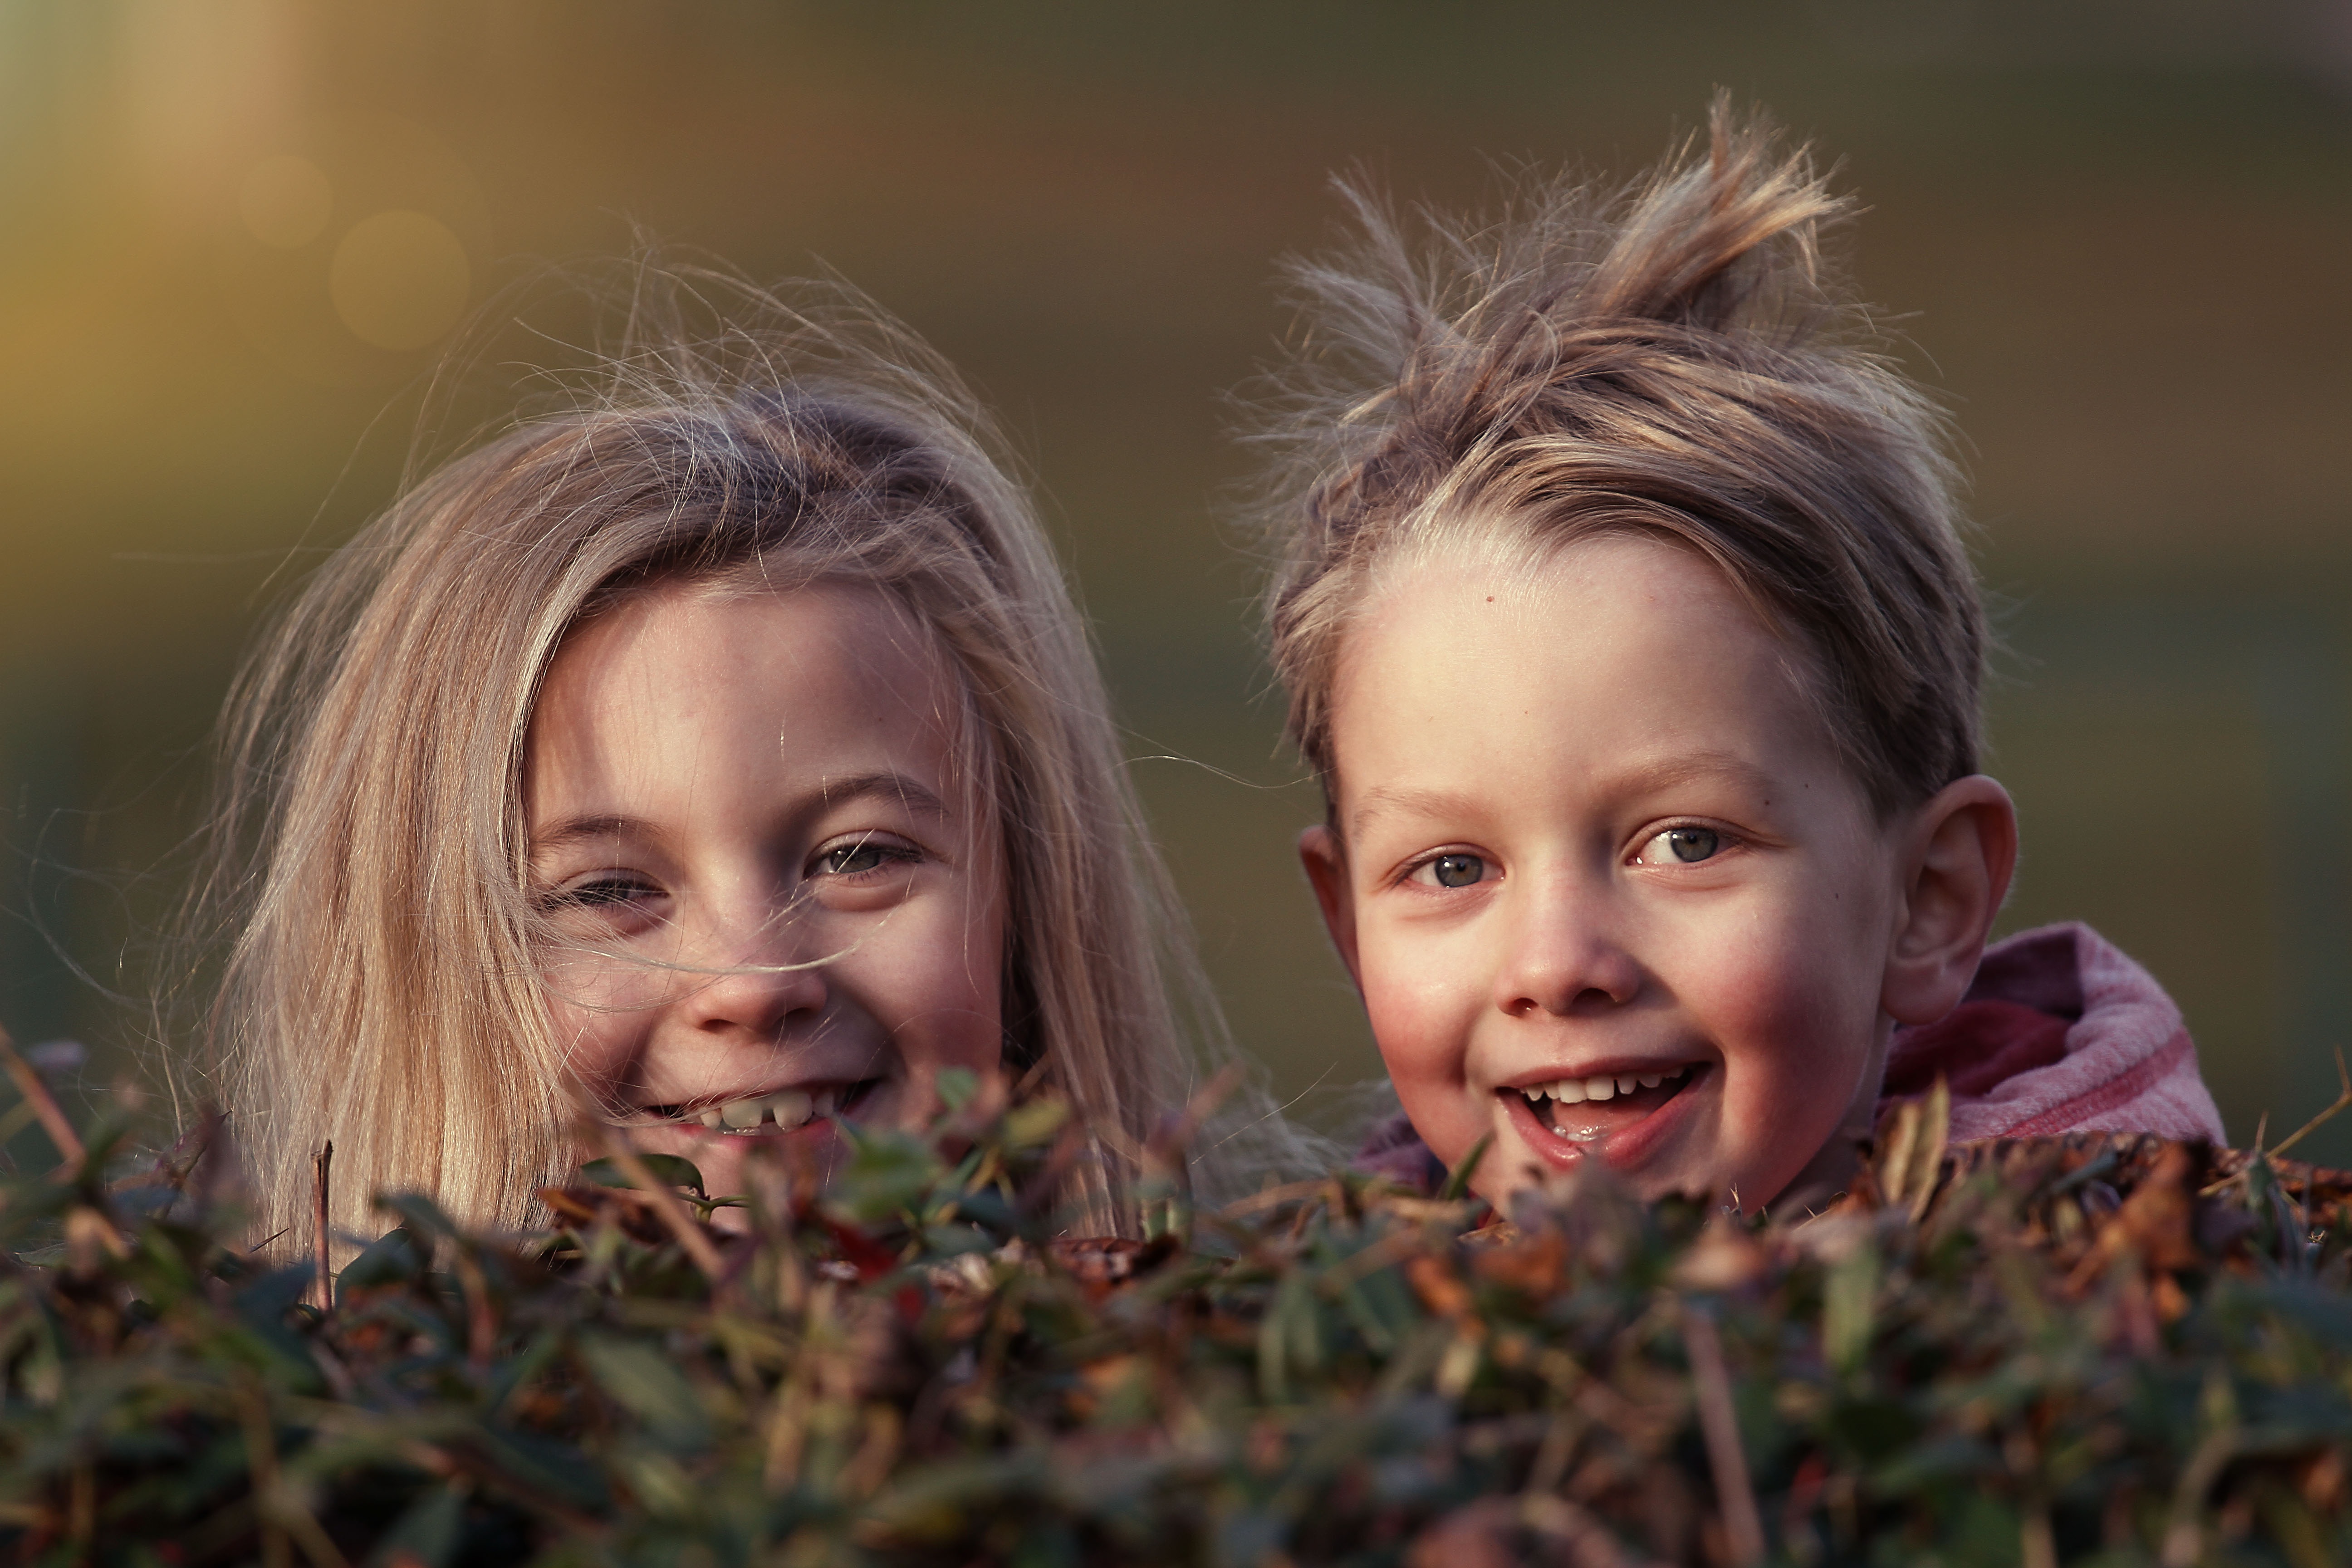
[529,813,660,857]
[816,771,951,820]
[529,773,951,857]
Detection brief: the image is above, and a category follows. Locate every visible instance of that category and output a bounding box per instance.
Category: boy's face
[1303,533,1907,1210]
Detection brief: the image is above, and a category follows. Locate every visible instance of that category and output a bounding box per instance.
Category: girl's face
[524,580,1004,1202]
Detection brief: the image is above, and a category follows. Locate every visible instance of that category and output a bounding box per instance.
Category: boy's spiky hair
[1254,96,1984,816]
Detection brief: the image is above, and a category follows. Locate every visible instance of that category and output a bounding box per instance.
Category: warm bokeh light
[328,209,470,350]
[237,154,333,249]
[1,1,2347,1160]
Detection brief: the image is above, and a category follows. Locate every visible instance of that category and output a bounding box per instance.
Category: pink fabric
[1353,920,2226,1194]
[1882,921,2225,1143]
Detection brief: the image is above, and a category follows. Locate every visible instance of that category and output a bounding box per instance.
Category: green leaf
[375,1483,465,1567]
[1001,1097,1070,1148]
[1823,1242,1881,1376]
[577,1331,712,1450]
[1438,1132,1493,1202]
[936,1066,980,1112]
[338,1225,424,1289]
[373,1190,462,1238]
[579,1152,706,1197]
[823,1122,940,1224]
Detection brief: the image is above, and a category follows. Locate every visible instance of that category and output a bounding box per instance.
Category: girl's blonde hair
[193,269,1210,1249]
[1254,98,1984,816]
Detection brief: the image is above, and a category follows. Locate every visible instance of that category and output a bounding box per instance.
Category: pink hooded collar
[1354,920,2225,1195]
[1881,920,2223,1144]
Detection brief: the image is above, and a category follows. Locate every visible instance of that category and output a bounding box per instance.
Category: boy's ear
[1882,774,2019,1027]
[1297,825,1363,990]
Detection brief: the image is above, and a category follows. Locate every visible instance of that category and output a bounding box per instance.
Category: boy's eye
[1638,827,1721,865]
[1421,853,1487,889]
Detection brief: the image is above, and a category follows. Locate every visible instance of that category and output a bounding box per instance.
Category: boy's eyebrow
[1606,751,1782,801]
[1349,785,1480,836]
[1348,751,1779,835]
[528,772,951,856]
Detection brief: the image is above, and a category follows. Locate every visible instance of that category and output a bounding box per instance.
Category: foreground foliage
[3,1065,2352,1567]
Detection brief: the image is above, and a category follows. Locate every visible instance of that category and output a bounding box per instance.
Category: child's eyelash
[816,838,924,877]
[539,874,656,911]
[1393,849,1489,890]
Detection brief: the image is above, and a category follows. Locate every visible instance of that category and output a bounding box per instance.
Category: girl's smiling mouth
[1501,1062,1711,1170]
[620,1077,885,1134]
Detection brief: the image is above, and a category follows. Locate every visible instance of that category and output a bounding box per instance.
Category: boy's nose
[1494,882,1642,1017]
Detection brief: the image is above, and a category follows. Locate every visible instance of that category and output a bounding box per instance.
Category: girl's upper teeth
[692,1087,834,1132]
[1526,1065,1687,1104]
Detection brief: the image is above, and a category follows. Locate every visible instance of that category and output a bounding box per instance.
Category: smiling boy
[1257,105,2224,1211]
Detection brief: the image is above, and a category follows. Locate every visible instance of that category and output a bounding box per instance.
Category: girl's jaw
[527,582,1008,1207]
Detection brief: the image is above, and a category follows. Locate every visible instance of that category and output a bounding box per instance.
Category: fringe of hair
[1251,93,1984,815]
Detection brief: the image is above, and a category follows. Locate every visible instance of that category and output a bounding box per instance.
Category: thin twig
[588,1117,727,1284]
[1682,1301,1766,1568]
[1215,1177,1338,1220]
[310,1142,334,1315]
[2263,1049,2352,1164]
[235,1378,294,1568]
[2201,1049,2352,1196]
[0,1027,84,1172]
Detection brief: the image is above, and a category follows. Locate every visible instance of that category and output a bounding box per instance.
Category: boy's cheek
[1358,957,1487,1167]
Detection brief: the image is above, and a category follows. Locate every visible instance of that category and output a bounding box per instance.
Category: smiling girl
[193,271,1223,1252]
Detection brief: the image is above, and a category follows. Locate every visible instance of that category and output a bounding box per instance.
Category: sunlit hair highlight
[193,267,1210,1252]
[1253,98,1985,816]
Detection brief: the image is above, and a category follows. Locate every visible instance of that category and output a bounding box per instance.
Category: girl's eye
[817,839,916,877]
[1420,853,1487,889]
[548,874,658,909]
[1638,827,1722,865]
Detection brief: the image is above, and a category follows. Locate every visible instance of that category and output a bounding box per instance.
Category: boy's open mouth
[1507,1064,1702,1144]
[624,1078,883,1135]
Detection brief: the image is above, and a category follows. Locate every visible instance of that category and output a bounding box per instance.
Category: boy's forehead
[1346,532,1788,692]
[1330,534,1860,823]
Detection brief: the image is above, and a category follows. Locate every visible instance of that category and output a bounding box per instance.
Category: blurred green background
[2,2,2349,1160]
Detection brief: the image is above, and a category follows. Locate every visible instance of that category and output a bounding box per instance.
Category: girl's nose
[675,906,830,1041]
[1493,877,1642,1017]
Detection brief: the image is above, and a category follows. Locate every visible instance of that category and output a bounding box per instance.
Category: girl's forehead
[525,580,973,813]
[554,577,944,700]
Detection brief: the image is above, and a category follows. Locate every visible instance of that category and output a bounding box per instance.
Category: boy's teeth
[1528,1065,1688,1105]
[699,1107,725,1129]
[769,1089,813,1129]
